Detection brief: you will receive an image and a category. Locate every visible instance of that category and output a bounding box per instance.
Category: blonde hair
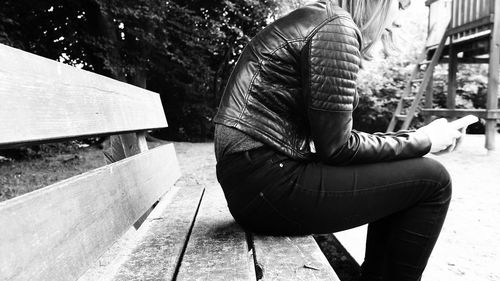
[337,0,399,60]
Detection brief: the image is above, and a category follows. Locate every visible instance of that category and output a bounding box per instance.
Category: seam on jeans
[233,193,263,217]
[261,194,302,231]
[413,181,451,268]
[402,228,439,239]
[293,179,442,195]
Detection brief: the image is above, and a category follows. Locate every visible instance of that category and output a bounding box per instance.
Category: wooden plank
[459,0,465,27]
[401,23,450,130]
[463,0,468,24]
[447,47,458,109]
[420,108,500,119]
[472,0,478,22]
[387,48,428,132]
[121,132,149,157]
[485,0,491,15]
[0,143,181,281]
[424,75,434,124]
[252,235,341,281]
[446,16,493,36]
[452,0,457,28]
[175,185,256,280]
[77,185,190,281]
[111,185,205,281]
[427,0,452,47]
[105,132,150,164]
[0,43,167,147]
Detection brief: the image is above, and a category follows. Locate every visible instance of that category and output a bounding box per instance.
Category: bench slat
[0,143,181,281]
[110,185,205,281]
[176,185,256,280]
[252,235,341,281]
[0,43,167,147]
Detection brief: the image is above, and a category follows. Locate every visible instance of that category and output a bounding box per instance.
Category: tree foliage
[1,0,277,141]
[2,0,491,141]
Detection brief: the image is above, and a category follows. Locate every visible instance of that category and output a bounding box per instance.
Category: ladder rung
[403,96,415,100]
[419,60,431,65]
[395,114,407,120]
[411,79,423,83]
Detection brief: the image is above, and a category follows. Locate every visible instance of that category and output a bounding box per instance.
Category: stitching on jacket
[310,75,357,83]
[315,30,359,40]
[312,87,356,96]
[310,45,360,54]
[310,55,360,65]
[307,15,360,112]
[309,64,359,74]
[311,102,353,110]
[310,70,357,81]
[309,106,352,113]
[304,15,355,41]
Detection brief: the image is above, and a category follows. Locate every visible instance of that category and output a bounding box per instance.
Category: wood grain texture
[0,43,167,146]
[252,235,340,281]
[120,132,149,157]
[175,185,256,281]
[420,108,500,119]
[485,0,500,150]
[0,144,181,281]
[401,22,450,130]
[111,185,204,281]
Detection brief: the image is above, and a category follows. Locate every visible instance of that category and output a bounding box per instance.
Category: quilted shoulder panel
[308,16,361,111]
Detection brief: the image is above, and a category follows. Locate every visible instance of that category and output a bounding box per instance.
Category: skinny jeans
[216,146,452,281]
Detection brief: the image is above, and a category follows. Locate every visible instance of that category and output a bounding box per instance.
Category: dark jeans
[216,146,452,281]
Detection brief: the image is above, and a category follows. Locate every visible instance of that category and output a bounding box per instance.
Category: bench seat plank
[111,185,205,281]
[175,185,256,280]
[252,235,341,281]
[0,43,167,147]
[0,144,180,281]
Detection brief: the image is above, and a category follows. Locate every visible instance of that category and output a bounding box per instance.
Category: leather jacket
[214,0,431,165]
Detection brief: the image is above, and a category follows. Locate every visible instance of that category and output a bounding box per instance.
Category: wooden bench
[0,43,345,281]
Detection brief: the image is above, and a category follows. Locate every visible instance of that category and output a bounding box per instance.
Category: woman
[214,0,461,280]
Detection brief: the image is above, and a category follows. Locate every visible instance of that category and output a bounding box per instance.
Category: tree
[1,0,281,141]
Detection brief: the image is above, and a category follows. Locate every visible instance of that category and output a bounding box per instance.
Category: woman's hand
[416,118,464,154]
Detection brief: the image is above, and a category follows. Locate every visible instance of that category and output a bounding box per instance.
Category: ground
[425,135,500,281]
[1,134,499,280]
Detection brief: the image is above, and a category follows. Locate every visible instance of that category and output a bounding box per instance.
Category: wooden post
[117,131,152,229]
[448,44,458,112]
[425,74,434,124]
[119,131,149,157]
[485,0,500,150]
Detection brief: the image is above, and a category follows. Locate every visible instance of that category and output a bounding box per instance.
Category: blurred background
[3,0,489,142]
[0,0,495,200]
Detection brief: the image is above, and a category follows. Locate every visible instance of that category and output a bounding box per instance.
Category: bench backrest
[0,43,181,281]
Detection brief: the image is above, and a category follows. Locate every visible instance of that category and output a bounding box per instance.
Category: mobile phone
[449,115,479,130]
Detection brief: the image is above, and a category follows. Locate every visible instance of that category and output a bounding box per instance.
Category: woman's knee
[419,157,452,202]
[422,157,451,183]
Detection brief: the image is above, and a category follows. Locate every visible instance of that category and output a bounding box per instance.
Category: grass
[0,145,106,202]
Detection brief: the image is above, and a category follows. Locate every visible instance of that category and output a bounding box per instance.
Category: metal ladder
[386,24,450,132]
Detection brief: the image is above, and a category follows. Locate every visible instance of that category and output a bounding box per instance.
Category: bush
[353,56,494,134]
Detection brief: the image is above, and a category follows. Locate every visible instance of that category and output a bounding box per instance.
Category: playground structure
[388,0,500,150]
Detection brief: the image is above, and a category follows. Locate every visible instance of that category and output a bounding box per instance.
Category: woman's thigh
[288,157,451,233]
[217,147,451,235]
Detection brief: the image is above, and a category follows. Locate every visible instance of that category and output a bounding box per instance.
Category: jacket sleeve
[303,16,431,165]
